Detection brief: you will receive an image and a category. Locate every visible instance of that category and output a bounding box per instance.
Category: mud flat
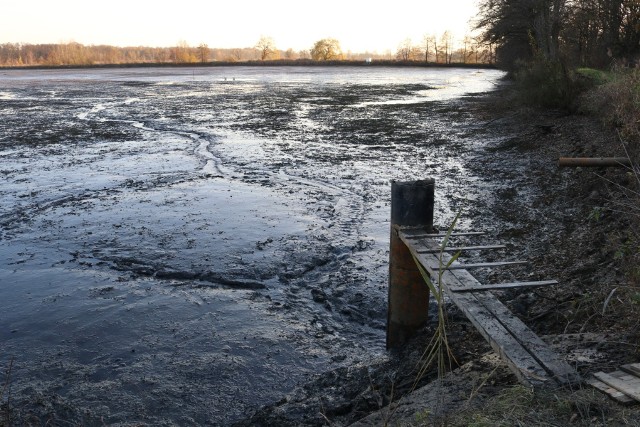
[239,85,640,425]
[0,66,539,425]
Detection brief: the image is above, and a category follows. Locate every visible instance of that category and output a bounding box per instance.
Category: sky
[2,0,480,53]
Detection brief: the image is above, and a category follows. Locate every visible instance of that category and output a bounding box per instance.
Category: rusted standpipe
[387,179,435,350]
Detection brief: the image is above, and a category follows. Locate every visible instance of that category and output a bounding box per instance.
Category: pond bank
[238,84,640,426]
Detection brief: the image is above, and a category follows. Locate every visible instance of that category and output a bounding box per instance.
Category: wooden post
[387,179,435,349]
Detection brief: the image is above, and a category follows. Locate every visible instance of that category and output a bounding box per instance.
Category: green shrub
[514,57,586,109]
[576,68,614,86]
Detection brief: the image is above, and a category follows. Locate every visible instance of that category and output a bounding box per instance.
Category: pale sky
[2,0,480,53]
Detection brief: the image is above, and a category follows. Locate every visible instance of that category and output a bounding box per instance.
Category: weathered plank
[451,280,559,293]
[586,377,635,404]
[469,289,581,386]
[403,231,486,239]
[398,232,554,386]
[417,244,506,254]
[430,261,529,270]
[594,371,640,402]
[621,364,640,378]
[397,231,580,387]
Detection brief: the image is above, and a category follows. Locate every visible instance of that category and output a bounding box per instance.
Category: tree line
[476,0,640,70]
[0,33,495,67]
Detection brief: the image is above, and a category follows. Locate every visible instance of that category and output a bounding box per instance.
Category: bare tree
[228,49,242,62]
[174,40,196,63]
[422,34,436,62]
[255,36,276,61]
[198,43,209,63]
[462,35,473,63]
[396,38,413,61]
[440,31,454,64]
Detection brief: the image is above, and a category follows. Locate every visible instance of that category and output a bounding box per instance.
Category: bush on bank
[513,57,586,110]
[582,67,640,148]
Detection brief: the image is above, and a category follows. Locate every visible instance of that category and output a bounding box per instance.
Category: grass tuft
[582,68,640,148]
[446,385,640,427]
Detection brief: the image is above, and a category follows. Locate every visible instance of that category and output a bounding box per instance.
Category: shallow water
[0,65,505,424]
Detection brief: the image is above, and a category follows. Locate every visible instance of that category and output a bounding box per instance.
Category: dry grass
[583,68,640,152]
[443,385,640,427]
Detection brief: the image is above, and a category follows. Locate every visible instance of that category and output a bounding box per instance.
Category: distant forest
[0,37,495,68]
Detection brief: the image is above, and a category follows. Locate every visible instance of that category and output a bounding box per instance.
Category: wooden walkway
[396,226,581,388]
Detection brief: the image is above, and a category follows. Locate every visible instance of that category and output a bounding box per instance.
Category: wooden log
[387,179,435,350]
[558,157,632,167]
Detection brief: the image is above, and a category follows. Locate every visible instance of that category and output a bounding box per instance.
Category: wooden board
[398,231,578,385]
[586,377,635,404]
[417,244,506,254]
[397,230,580,387]
[430,261,528,270]
[621,364,640,378]
[593,371,640,402]
[451,280,559,293]
[402,230,487,238]
[469,288,581,386]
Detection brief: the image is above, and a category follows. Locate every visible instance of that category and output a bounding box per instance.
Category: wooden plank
[430,261,528,270]
[417,244,506,254]
[397,232,554,387]
[594,371,640,402]
[403,231,486,239]
[469,288,581,386]
[586,377,635,404]
[397,231,580,386]
[397,231,478,293]
[621,364,640,378]
[445,287,552,387]
[451,280,559,293]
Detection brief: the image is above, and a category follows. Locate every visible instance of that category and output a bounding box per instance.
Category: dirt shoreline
[238,84,640,426]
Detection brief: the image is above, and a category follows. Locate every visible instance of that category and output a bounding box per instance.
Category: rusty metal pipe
[387,179,434,350]
[558,157,632,167]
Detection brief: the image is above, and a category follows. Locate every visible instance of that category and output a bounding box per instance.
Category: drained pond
[0,66,504,424]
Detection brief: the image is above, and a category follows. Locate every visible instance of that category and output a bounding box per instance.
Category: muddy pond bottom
[0,65,505,424]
